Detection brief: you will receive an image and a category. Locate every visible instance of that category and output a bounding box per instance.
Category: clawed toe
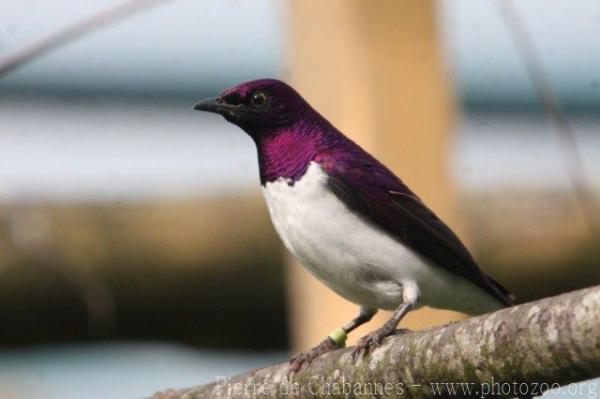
[351,327,410,360]
[289,352,310,373]
[391,328,412,335]
[288,337,338,374]
[351,331,384,360]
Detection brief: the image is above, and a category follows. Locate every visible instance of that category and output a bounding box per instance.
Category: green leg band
[328,327,348,347]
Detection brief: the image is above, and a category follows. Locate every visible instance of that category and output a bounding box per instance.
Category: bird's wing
[318,150,514,306]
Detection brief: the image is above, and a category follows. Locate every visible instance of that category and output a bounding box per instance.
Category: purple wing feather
[316,147,514,307]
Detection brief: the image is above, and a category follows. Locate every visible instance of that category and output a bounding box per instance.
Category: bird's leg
[352,286,419,359]
[289,307,377,372]
[352,303,411,359]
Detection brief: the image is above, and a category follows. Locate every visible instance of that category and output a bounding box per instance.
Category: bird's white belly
[262,162,503,314]
[262,162,429,310]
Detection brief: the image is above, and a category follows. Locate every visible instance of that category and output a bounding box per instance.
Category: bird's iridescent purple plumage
[210,79,514,306]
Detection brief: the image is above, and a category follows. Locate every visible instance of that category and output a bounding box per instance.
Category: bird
[193,78,514,371]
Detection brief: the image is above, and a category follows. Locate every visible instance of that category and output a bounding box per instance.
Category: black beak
[193,96,224,113]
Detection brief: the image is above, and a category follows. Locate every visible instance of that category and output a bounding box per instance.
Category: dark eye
[250,91,268,107]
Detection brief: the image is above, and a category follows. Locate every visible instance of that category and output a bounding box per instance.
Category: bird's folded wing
[320,155,514,306]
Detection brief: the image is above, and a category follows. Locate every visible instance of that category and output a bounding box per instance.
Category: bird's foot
[289,337,338,373]
[351,327,410,360]
[391,327,413,336]
[351,330,386,360]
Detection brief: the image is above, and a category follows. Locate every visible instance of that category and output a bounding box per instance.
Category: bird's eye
[250,91,268,108]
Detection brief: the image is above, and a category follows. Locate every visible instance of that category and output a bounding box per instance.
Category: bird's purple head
[193,79,311,137]
[194,79,343,184]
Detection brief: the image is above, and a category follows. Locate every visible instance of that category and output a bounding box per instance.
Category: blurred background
[1,0,599,398]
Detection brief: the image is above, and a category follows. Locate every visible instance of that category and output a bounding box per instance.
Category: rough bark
[152,285,600,398]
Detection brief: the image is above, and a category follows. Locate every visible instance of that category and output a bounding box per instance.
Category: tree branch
[151,285,600,398]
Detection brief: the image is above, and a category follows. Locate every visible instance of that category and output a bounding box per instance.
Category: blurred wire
[498,0,600,237]
[0,0,178,332]
[0,0,175,78]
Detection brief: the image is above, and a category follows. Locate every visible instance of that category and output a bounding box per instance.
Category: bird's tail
[484,275,516,307]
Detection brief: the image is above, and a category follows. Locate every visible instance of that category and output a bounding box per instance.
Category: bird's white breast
[261,162,501,314]
[262,162,419,310]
